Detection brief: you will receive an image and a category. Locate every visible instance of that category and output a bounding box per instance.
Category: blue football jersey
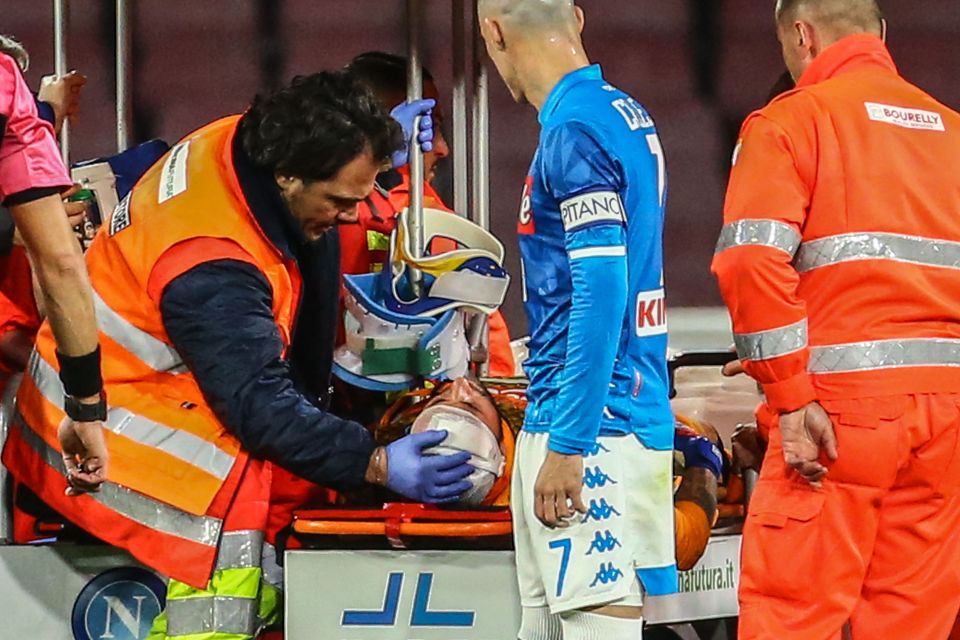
[518,64,673,452]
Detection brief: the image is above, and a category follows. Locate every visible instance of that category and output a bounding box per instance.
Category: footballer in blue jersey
[480,1,677,637]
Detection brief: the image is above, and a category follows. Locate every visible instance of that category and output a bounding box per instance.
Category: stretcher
[285,351,755,639]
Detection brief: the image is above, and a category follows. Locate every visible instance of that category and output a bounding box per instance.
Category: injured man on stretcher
[329,372,731,571]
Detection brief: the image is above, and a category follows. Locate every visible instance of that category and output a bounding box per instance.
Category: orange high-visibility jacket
[712,35,960,411]
[4,116,299,588]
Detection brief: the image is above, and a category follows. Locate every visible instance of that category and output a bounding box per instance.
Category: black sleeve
[3,185,64,208]
[160,259,376,489]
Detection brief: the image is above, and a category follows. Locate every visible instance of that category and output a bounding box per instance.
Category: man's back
[721,34,960,399]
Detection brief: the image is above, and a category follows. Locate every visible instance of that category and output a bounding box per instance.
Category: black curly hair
[345,51,435,109]
[239,70,404,183]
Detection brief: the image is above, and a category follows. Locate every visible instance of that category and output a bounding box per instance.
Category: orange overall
[712,35,960,639]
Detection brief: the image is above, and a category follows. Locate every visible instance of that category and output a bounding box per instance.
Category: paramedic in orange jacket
[4,72,474,640]
[342,52,515,377]
[712,1,960,638]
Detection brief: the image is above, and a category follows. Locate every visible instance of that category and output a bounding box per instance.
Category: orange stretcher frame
[293,503,513,549]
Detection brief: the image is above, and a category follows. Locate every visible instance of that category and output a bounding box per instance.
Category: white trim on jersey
[568,246,627,261]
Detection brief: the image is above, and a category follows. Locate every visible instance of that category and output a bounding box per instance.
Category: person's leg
[739,396,908,640]
[850,395,960,640]
[560,608,643,640]
[513,432,562,640]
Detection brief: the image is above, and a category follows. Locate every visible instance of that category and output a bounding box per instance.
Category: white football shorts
[511,431,675,614]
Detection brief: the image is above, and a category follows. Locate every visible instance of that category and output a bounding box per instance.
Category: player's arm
[532,121,629,527]
[544,122,629,455]
[711,113,815,412]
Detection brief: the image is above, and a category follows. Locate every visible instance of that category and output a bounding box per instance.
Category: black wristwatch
[64,391,108,422]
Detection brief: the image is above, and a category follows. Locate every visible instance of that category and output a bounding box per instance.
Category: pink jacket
[0,53,70,203]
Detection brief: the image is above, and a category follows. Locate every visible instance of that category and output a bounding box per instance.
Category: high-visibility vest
[713,35,960,410]
[4,115,301,588]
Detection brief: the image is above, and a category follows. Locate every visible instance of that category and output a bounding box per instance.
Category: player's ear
[486,17,507,52]
[574,6,585,34]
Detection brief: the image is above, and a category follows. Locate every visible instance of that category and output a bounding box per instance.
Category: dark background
[7,0,960,335]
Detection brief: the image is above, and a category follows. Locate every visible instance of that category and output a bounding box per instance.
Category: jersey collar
[796,34,898,88]
[539,64,603,126]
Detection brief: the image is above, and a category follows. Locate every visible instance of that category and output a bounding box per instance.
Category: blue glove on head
[384,429,473,503]
[389,98,435,169]
[674,429,724,480]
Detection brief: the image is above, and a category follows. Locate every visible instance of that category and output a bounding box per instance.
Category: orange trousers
[740,394,960,640]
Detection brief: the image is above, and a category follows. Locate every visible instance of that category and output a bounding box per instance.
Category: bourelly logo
[72,567,166,640]
[518,175,536,235]
[865,102,945,132]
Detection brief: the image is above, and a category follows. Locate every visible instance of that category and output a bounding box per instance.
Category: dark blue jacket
[158,126,375,489]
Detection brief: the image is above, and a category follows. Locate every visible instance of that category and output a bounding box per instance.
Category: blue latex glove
[384,430,473,503]
[674,428,724,480]
[389,98,435,169]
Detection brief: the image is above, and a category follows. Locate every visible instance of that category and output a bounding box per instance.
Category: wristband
[64,391,107,422]
[56,346,104,399]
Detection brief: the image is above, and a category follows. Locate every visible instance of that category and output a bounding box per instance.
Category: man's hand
[38,70,87,134]
[534,451,587,528]
[722,358,745,377]
[372,430,473,503]
[62,185,91,229]
[731,423,766,475]
[389,98,435,168]
[779,402,838,486]
[58,416,108,495]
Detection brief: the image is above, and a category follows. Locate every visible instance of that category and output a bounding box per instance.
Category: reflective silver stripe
[795,232,960,273]
[715,220,801,256]
[809,338,960,373]
[13,412,221,546]
[734,319,808,361]
[260,541,284,589]
[215,530,264,572]
[93,289,185,373]
[28,351,235,481]
[165,595,258,637]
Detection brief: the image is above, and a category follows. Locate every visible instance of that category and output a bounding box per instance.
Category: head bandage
[411,405,505,505]
[384,207,511,317]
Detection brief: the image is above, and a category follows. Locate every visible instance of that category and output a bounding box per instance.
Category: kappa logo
[865,102,945,131]
[585,442,611,459]
[518,175,536,235]
[109,193,132,236]
[560,191,624,232]
[72,567,166,640]
[583,466,617,489]
[590,562,624,587]
[586,531,623,555]
[584,498,621,523]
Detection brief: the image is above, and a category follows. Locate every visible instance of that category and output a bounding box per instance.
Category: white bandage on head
[559,611,643,640]
[411,405,505,505]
